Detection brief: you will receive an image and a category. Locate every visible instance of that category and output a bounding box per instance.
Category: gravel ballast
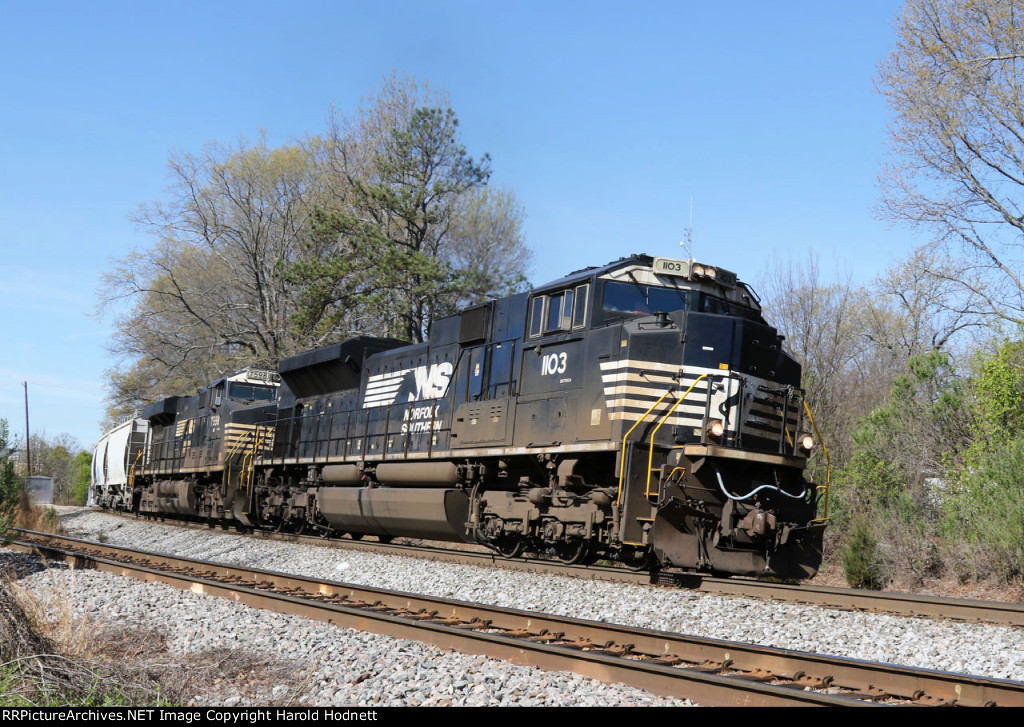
[16,509,1024,703]
[9,558,684,706]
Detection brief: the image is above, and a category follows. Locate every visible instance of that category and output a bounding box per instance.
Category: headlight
[705,266,717,281]
[798,432,815,453]
[691,263,705,278]
[705,418,724,441]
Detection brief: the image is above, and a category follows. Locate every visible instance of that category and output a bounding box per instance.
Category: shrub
[943,436,1024,581]
[842,517,885,590]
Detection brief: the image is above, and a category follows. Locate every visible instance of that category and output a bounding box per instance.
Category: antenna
[679,196,694,260]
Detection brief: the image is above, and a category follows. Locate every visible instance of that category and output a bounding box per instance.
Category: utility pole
[23,381,31,476]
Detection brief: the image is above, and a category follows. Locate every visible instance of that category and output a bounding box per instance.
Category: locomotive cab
[474,254,825,575]
[136,368,281,521]
[590,258,825,577]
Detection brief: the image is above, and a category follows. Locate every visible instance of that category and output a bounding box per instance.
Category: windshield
[228,383,277,402]
[602,281,689,316]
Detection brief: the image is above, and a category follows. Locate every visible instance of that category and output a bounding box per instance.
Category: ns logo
[363,361,455,409]
[403,362,454,401]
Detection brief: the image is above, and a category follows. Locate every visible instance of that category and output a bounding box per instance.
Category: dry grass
[6,563,101,661]
[0,560,168,706]
[0,556,318,706]
[14,494,63,535]
[154,646,318,706]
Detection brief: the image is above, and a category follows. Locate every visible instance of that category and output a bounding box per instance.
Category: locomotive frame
[92,253,829,578]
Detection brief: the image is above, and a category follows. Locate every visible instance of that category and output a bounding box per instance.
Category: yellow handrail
[616,390,674,506]
[803,400,831,521]
[645,374,708,499]
[240,434,254,491]
[127,448,143,488]
[222,428,256,493]
[240,426,268,492]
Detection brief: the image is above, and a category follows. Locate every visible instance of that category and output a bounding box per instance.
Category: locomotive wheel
[349,533,363,541]
[623,546,655,571]
[495,535,525,558]
[554,539,590,565]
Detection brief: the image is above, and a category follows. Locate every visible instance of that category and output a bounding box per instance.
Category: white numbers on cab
[541,351,568,376]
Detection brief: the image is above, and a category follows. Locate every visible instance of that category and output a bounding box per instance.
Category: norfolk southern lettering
[91,254,827,578]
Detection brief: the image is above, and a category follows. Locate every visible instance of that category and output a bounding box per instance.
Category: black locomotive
[92,254,828,578]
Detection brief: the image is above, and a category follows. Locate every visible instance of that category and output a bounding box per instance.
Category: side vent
[459,302,493,345]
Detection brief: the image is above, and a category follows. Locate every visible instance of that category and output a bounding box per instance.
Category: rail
[74,511,1024,627]
[15,529,1024,707]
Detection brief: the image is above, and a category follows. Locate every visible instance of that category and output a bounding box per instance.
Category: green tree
[70,451,92,506]
[967,338,1024,450]
[28,433,86,505]
[940,337,1024,579]
[836,351,967,518]
[946,437,1024,579]
[292,106,493,343]
[830,352,967,587]
[0,421,23,541]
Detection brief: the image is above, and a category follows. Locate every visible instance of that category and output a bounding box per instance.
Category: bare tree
[878,0,1024,324]
[758,255,882,465]
[444,185,532,307]
[102,134,331,412]
[102,75,533,418]
[863,245,986,358]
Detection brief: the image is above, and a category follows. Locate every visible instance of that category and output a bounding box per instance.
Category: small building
[24,475,53,505]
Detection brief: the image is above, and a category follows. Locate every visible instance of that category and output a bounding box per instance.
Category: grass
[0,559,172,707]
[13,495,63,535]
[0,555,317,706]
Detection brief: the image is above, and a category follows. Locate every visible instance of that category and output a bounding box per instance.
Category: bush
[0,566,172,706]
[0,421,23,543]
[842,517,885,590]
[943,436,1024,581]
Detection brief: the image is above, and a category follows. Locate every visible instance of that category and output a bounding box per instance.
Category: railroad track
[72,509,1024,627]
[10,529,1024,707]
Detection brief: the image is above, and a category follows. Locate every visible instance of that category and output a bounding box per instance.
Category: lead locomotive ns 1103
[92,254,828,578]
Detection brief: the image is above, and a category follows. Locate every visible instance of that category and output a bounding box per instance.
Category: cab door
[513,284,589,447]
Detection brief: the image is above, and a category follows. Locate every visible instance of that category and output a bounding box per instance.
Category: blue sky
[0,0,915,451]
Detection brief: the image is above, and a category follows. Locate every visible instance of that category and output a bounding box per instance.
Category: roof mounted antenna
[679,196,694,261]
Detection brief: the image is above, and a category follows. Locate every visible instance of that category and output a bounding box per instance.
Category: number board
[652,257,690,277]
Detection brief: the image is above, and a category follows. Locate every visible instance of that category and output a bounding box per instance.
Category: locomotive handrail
[221,428,257,495]
[615,374,710,507]
[802,401,831,521]
[240,426,268,492]
[240,428,257,490]
[644,374,710,500]
[616,390,675,507]
[127,448,143,489]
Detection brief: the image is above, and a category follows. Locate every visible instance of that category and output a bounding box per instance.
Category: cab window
[229,383,278,402]
[602,281,688,317]
[528,283,590,337]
